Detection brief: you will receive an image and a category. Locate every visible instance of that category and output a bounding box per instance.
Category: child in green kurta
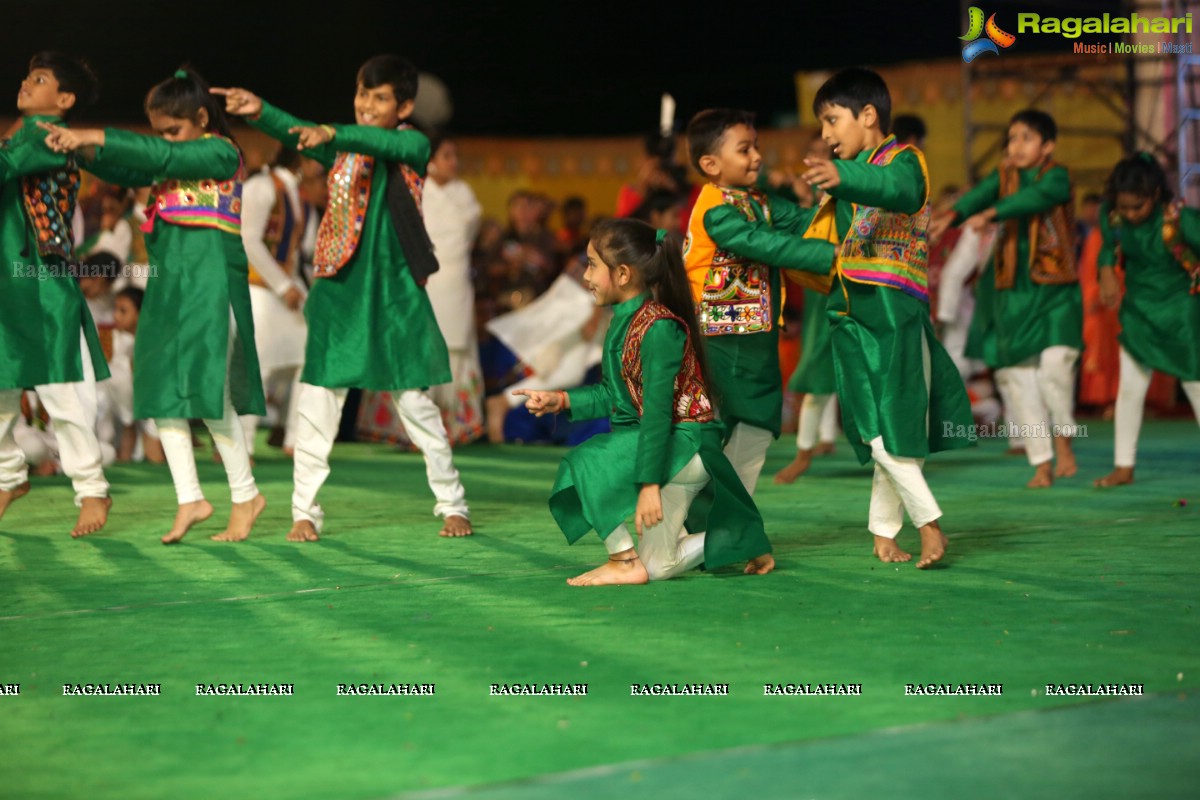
[799,68,973,567]
[1093,154,1200,487]
[43,68,267,545]
[0,52,112,537]
[517,219,774,585]
[681,108,834,499]
[932,110,1082,488]
[214,55,471,542]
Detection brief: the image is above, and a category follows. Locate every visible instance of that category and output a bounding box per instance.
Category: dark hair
[116,286,144,310]
[427,130,455,159]
[1104,153,1173,206]
[76,250,121,282]
[29,51,99,119]
[686,109,756,173]
[892,114,927,145]
[145,67,235,139]
[812,68,892,135]
[1009,109,1057,142]
[357,55,419,105]
[644,131,676,162]
[1082,192,1103,205]
[589,218,711,392]
[272,144,302,171]
[562,196,586,214]
[631,190,684,224]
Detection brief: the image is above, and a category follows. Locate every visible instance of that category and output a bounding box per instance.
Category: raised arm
[829,150,927,214]
[705,205,837,276]
[0,123,68,182]
[328,126,431,174]
[91,129,240,182]
[249,100,336,169]
[951,170,1002,223]
[991,165,1071,220]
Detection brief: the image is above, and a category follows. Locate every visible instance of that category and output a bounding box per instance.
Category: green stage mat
[1,419,1197,799]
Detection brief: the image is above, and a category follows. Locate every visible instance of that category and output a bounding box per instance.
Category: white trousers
[1113,346,1200,467]
[994,346,1080,466]
[724,422,774,497]
[240,366,302,456]
[156,315,258,505]
[796,394,839,450]
[604,453,709,580]
[0,332,109,504]
[291,384,468,530]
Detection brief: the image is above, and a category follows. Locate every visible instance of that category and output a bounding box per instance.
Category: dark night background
[3,0,1127,135]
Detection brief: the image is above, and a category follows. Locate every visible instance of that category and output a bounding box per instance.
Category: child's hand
[964,210,995,232]
[801,158,841,192]
[1098,267,1121,309]
[635,484,663,535]
[928,210,955,241]
[210,87,262,118]
[512,389,567,417]
[282,286,305,311]
[38,122,103,152]
[288,125,334,151]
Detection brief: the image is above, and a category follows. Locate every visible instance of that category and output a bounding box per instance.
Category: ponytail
[145,66,236,141]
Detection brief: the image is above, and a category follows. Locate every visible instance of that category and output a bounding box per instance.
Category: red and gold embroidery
[620,300,714,423]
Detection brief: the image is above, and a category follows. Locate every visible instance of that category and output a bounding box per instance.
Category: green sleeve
[566,383,613,422]
[1097,203,1118,270]
[755,171,800,204]
[0,131,68,183]
[329,126,431,175]
[767,194,818,235]
[92,129,240,182]
[705,205,836,275]
[829,150,926,214]
[1180,206,1200,254]
[991,165,1071,221]
[249,101,336,169]
[951,170,1001,223]
[634,319,686,486]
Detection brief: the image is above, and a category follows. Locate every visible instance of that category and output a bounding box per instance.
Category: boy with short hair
[214,55,472,541]
[932,109,1081,488]
[682,108,833,497]
[799,68,973,567]
[0,52,111,536]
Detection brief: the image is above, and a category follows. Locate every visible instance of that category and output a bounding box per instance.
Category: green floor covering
[0,419,1196,799]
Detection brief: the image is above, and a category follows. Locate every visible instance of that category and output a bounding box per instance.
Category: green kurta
[549,293,770,570]
[701,193,827,437]
[1099,203,1200,381]
[787,288,836,394]
[86,130,263,419]
[1,115,108,389]
[251,102,449,391]
[953,165,1082,367]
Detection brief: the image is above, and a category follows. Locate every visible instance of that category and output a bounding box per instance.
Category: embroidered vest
[312,134,426,279]
[684,183,776,335]
[1110,201,1200,295]
[829,137,932,303]
[248,171,304,288]
[143,135,244,236]
[995,161,1077,289]
[21,165,80,259]
[620,300,715,423]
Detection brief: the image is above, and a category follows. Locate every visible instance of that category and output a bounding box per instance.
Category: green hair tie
[174,69,188,80]
[655,228,667,244]
[1137,151,1155,164]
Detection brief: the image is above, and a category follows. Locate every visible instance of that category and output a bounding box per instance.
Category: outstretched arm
[213,87,337,170]
[808,150,927,214]
[705,205,837,276]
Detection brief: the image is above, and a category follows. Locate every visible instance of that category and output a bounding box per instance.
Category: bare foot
[1027,462,1054,489]
[1094,466,1135,488]
[287,519,320,542]
[1005,446,1026,457]
[162,499,214,544]
[567,556,649,586]
[814,442,836,456]
[71,496,112,537]
[916,521,948,569]
[773,449,814,484]
[211,493,267,542]
[1054,436,1077,478]
[439,514,473,537]
[873,535,912,564]
[0,481,31,522]
[744,553,775,575]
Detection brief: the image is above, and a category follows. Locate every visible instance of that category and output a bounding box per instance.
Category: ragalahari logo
[961,7,1017,62]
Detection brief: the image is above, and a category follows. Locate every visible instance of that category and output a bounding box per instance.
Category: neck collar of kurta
[712,182,755,196]
[863,134,897,163]
[612,292,651,319]
[21,114,63,128]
